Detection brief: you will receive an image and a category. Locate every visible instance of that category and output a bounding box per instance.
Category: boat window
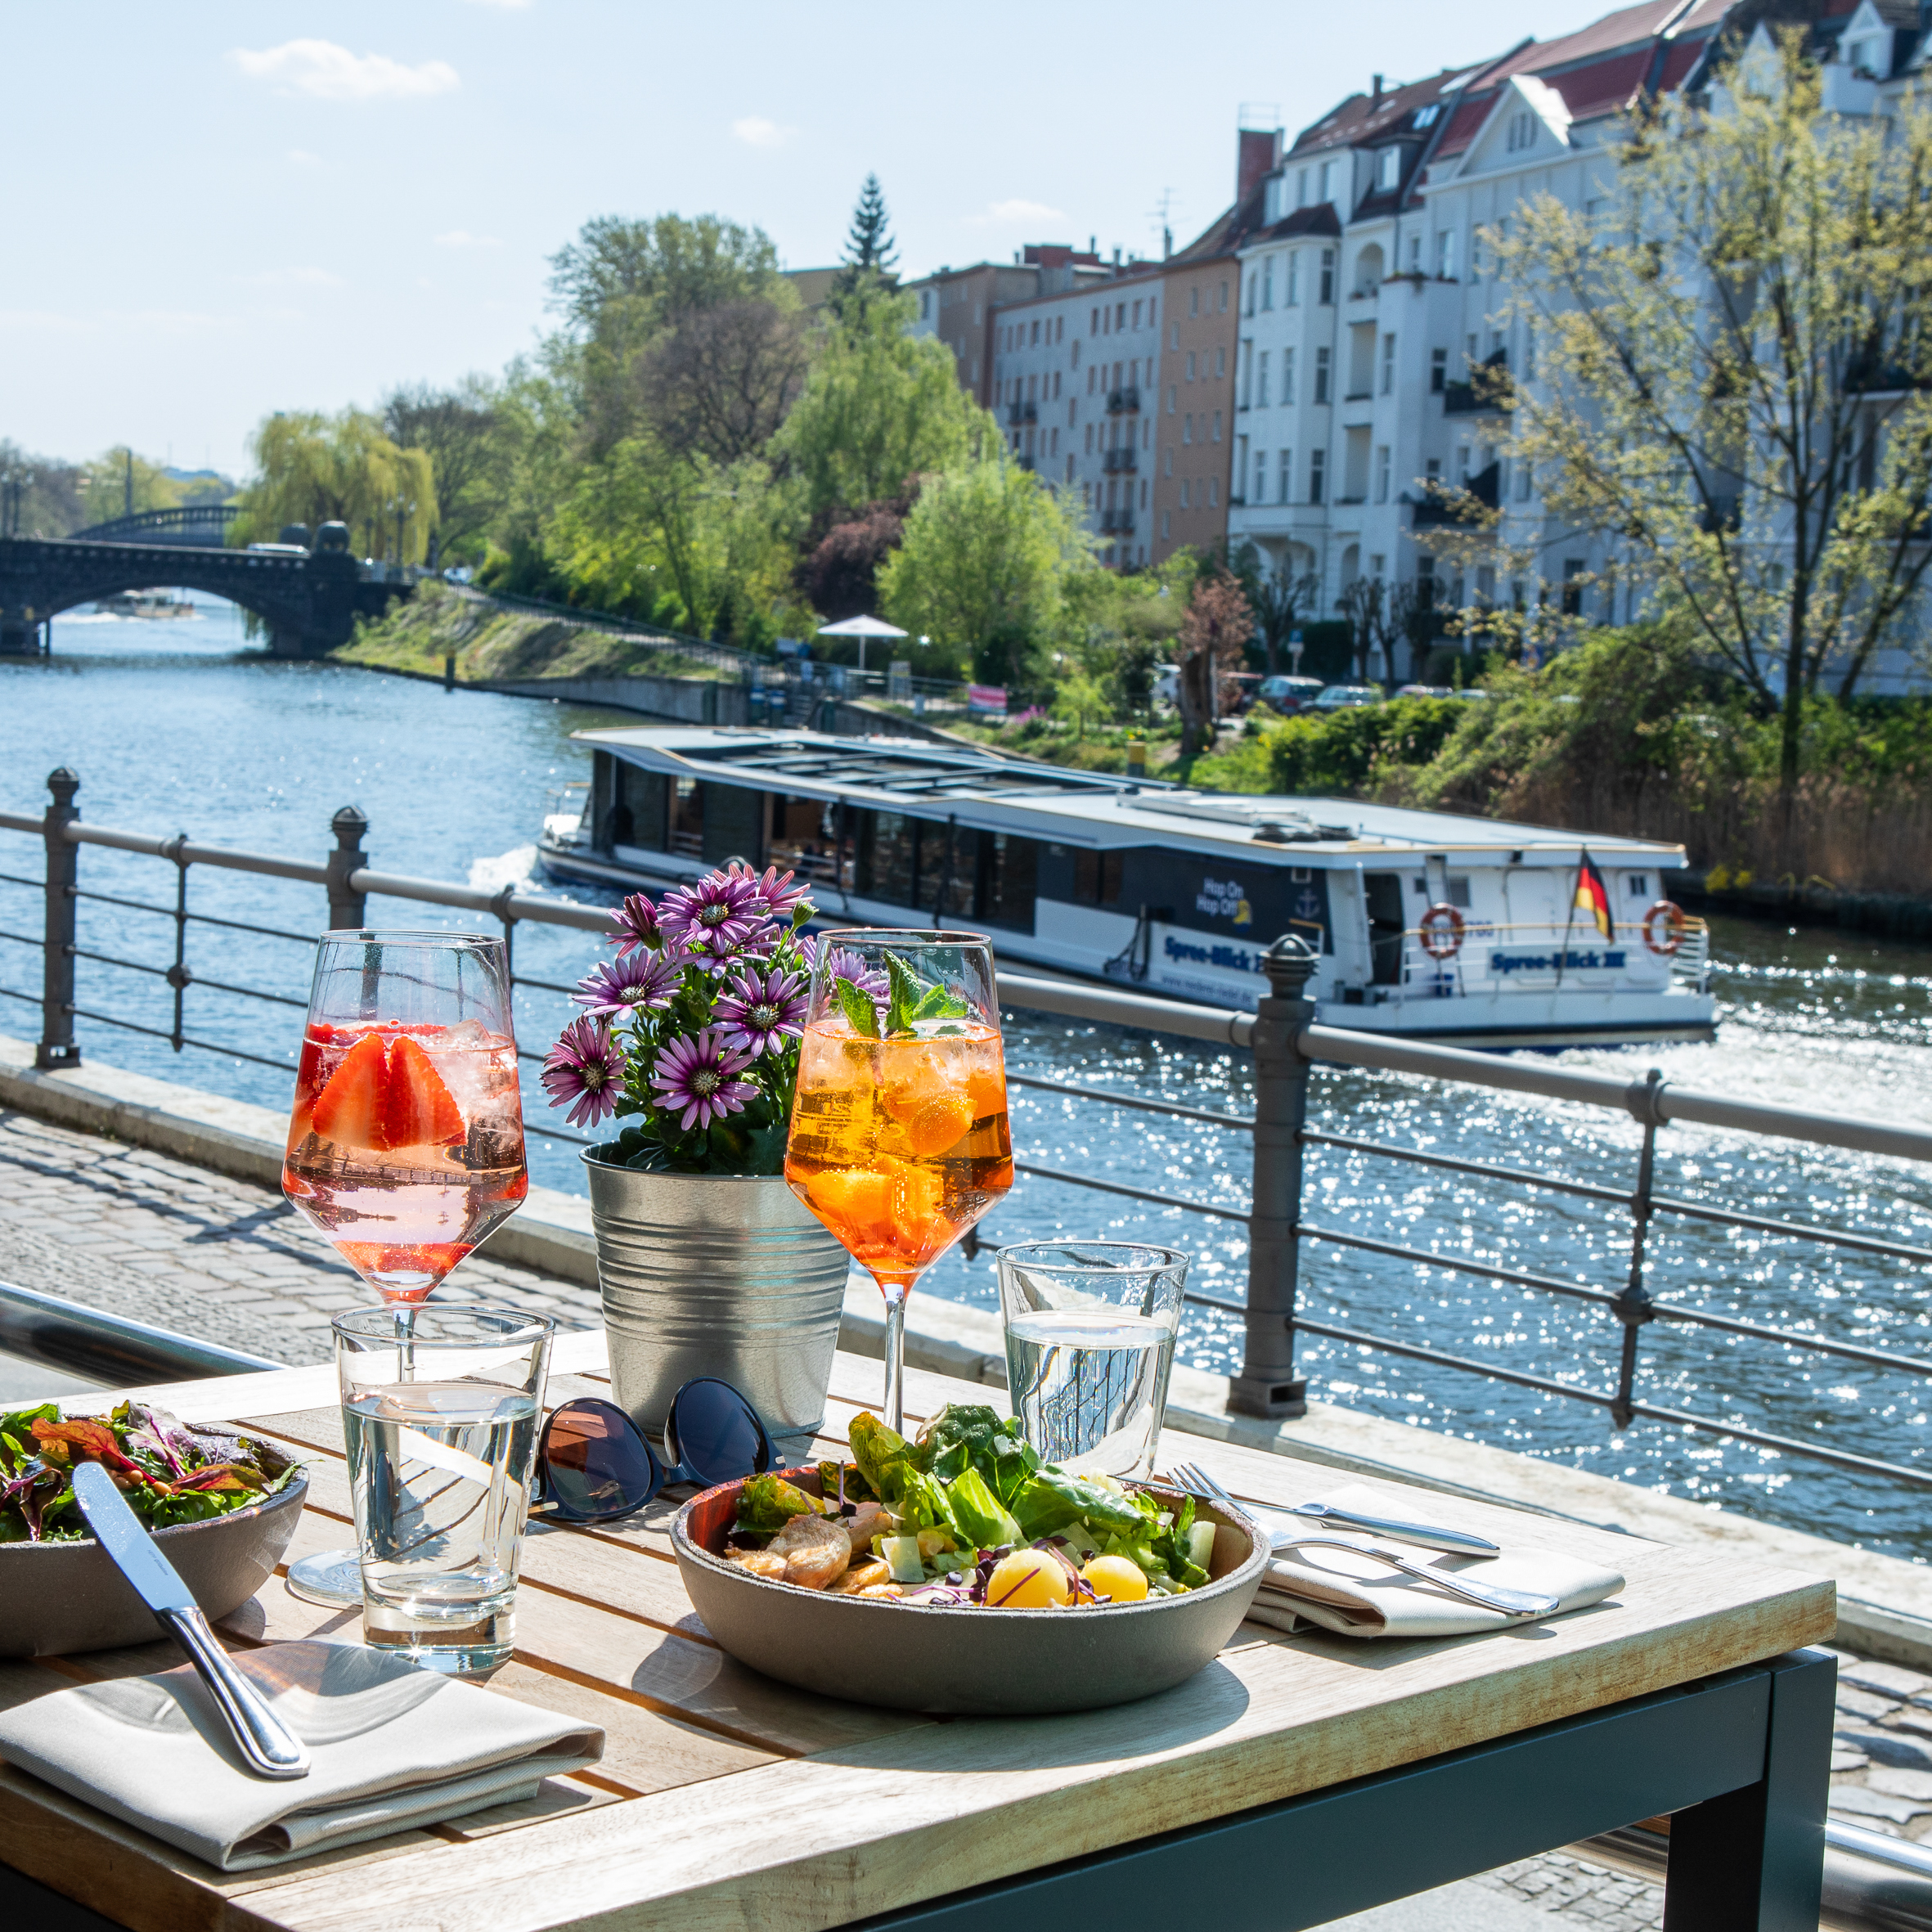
[609,762,662,850]
[1074,849,1125,907]
[978,833,1039,932]
[702,783,763,867]
[767,793,842,887]
[1626,873,1648,898]
[1364,872,1406,986]
[857,811,917,904]
[668,780,703,860]
[1447,876,1471,909]
[1412,876,1427,896]
[919,822,976,920]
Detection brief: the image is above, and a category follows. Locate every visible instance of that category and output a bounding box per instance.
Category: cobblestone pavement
[0,1108,601,1364]
[0,1105,1900,1929]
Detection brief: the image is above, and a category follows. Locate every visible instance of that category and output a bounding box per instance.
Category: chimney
[1089,234,1097,253]
[1237,125,1283,203]
[1373,73,1384,99]
[1113,245,1121,267]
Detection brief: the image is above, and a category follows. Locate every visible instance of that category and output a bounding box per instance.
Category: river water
[6,596,1931,1560]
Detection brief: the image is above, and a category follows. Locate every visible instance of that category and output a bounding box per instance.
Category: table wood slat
[0,1341,1834,1932]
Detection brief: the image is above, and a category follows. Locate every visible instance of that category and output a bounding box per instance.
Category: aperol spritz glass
[281,930,529,1604]
[784,931,1013,1432]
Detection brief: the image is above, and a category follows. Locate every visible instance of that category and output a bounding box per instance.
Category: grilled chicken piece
[827,1557,892,1595]
[767,1511,852,1589]
[721,1548,787,1579]
[846,1499,887,1557]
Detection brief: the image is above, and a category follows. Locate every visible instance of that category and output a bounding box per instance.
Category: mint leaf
[910,983,969,1022]
[883,951,922,1036]
[834,976,879,1038]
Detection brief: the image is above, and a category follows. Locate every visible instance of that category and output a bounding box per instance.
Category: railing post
[1611,1067,1666,1430]
[326,806,369,930]
[36,767,81,1069]
[1230,932,1318,1420]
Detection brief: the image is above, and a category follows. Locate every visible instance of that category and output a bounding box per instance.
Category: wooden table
[0,1336,1836,1932]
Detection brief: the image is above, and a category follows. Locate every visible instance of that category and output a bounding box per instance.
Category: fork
[1166,1462,1500,1557]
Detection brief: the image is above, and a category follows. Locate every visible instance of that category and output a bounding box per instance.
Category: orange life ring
[1642,900,1687,955]
[1418,903,1465,960]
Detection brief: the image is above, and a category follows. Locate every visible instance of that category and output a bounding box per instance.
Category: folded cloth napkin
[0,1641,604,1871]
[1240,1485,1624,1638]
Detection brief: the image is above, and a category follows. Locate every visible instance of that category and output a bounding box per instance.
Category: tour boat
[94,590,195,620]
[537,726,1716,1047]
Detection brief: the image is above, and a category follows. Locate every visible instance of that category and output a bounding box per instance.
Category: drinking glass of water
[334,1305,554,1676]
[995,1242,1189,1478]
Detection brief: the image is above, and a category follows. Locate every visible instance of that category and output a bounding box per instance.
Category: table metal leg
[1662,1649,1835,1932]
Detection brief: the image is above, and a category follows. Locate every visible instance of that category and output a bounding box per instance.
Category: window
[1170,321,1179,350]
[1184,413,1193,445]
[1380,332,1395,395]
[1407,233,1422,273]
[1319,248,1335,303]
[1413,104,1440,129]
[1296,167,1310,207]
[1185,351,1196,381]
[1091,308,1100,335]
[1283,346,1296,404]
[1377,147,1400,190]
[1507,110,1535,152]
[1310,447,1327,504]
[1163,448,1173,477]
[1436,229,1456,278]
[1426,456,1441,482]
[1467,331,1479,369]
[1218,280,1229,312]
[1244,271,1256,317]
[1239,339,1253,408]
[1167,384,1177,412]
[1132,299,1143,327]
[1050,428,1059,455]
[1287,250,1301,306]
[1215,346,1226,379]
[1254,448,1267,500]
[1515,459,1533,502]
[1067,454,1075,483]
[920,290,932,318]
[1319,159,1336,203]
[1161,510,1172,539]
[1561,559,1585,616]
[1209,477,1219,507]
[1278,447,1292,502]
[1374,444,1391,502]
[1212,411,1222,443]
[1072,339,1081,367]
[1030,319,1040,345]
[1149,298,1157,327]
[1190,286,1200,318]
[1085,424,1094,453]
[1262,258,1274,309]
[1180,479,1192,508]
[1117,301,1127,329]
[1431,347,1447,392]
[1314,346,1332,404]
[1257,349,1270,407]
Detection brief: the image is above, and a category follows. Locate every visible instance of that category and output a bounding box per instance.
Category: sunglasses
[531,1377,775,1524]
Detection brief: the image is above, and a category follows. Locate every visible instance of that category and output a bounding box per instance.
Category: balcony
[1103,447,1138,474]
[1016,453,1037,473]
[1099,508,1136,534]
[1006,400,1038,426]
[1411,461,1500,529]
[1443,348,1512,417]
[1107,387,1141,415]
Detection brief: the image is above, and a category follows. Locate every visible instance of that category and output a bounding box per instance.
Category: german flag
[1573,849,1615,941]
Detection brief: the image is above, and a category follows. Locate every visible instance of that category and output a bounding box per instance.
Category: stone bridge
[0,528,409,658]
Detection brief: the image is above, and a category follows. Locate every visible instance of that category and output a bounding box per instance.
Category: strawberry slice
[310,1033,390,1151]
[382,1035,466,1148]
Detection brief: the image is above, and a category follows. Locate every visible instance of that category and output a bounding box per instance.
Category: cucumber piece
[1185,1519,1218,1575]
[881,1535,927,1584]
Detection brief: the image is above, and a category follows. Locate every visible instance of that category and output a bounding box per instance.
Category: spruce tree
[843,174,897,275]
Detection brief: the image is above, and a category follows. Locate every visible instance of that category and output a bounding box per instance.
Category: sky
[5,1,1632,479]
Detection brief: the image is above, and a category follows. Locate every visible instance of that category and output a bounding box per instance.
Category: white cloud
[231,41,460,102]
[732,116,794,149]
[238,266,345,290]
[966,198,1067,227]
[434,229,503,249]
[287,149,323,167]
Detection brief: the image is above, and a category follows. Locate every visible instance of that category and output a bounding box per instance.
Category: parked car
[1224,672,1265,712]
[1310,684,1384,712]
[1450,687,1489,701]
[1152,663,1180,704]
[1256,675,1327,714]
[1394,683,1457,699]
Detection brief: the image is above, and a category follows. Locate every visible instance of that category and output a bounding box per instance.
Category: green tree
[232,411,436,561]
[1231,541,1319,676]
[1176,569,1255,756]
[832,174,899,314]
[776,289,995,512]
[76,447,184,527]
[382,375,506,562]
[877,454,1090,684]
[1494,33,1932,819]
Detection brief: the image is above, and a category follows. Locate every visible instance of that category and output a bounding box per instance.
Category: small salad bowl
[672,1467,1269,1715]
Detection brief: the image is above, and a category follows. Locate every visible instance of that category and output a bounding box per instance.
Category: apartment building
[1228,0,1737,676]
[906,245,1107,407]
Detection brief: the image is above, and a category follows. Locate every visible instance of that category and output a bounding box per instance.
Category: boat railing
[1371,915,1711,1002]
[3,768,1927,1498]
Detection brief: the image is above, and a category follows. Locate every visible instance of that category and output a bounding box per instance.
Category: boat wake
[469,844,539,895]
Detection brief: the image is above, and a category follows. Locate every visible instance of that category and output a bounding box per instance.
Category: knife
[71,1462,309,1780]
[1274,1499,1501,1557]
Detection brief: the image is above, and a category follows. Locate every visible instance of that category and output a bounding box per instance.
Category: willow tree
[1494,33,1932,812]
[234,411,436,561]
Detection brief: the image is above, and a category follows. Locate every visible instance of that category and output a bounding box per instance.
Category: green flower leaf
[835,975,880,1037]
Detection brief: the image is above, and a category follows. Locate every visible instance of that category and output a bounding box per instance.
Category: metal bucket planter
[582,1155,849,1458]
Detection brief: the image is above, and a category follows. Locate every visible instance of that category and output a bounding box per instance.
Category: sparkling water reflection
[5,604,1930,1557]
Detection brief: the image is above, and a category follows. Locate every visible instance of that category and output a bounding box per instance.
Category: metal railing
[447,585,766,678]
[1364,915,1712,1004]
[0,1279,277,1385]
[3,769,1930,1489]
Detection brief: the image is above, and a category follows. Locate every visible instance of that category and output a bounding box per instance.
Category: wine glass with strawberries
[280,930,529,1605]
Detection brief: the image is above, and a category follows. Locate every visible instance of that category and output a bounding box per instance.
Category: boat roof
[573,726,1687,864]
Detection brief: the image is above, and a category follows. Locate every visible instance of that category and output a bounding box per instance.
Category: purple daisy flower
[658,871,770,951]
[607,892,662,957]
[714,964,807,1059]
[573,947,682,1018]
[649,1027,757,1131]
[727,860,813,923]
[541,1015,625,1129]
[800,935,888,1001]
